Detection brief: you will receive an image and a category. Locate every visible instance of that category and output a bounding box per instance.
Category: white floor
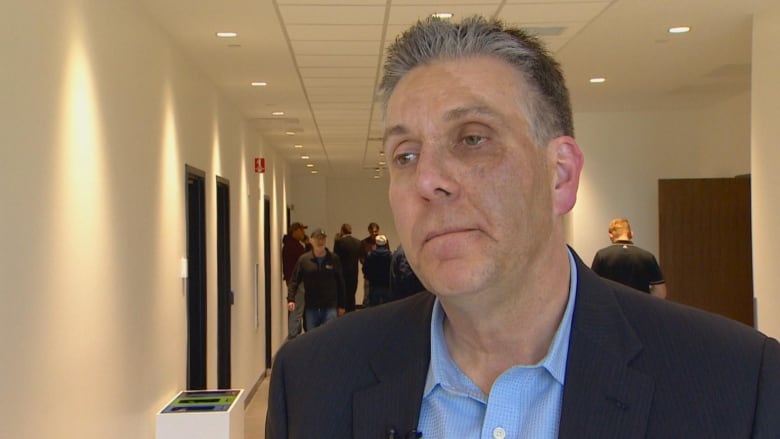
[245,375,270,439]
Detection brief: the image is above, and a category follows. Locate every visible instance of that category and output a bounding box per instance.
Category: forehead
[390,56,521,106]
[384,56,528,135]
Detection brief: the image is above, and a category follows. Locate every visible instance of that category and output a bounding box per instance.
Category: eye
[462,134,486,147]
[393,151,419,167]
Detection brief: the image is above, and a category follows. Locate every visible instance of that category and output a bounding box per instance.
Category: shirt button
[493,427,506,439]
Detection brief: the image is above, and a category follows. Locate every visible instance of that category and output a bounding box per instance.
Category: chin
[421,260,487,296]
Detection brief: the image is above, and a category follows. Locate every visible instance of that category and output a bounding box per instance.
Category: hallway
[245,377,270,439]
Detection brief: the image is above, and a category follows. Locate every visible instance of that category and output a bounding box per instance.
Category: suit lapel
[559,255,654,438]
[353,293,434,438]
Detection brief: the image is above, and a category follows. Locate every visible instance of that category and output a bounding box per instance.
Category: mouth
[423,227,479,244]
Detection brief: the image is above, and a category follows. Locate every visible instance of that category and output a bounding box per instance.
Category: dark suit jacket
[334,235,362,287]
[266,252,780,438]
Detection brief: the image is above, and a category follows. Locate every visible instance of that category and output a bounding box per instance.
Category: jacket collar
[352,292,434,438]
[559,251,654,437]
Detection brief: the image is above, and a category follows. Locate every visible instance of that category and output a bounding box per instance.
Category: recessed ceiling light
[306,163,315,168]
[668,26,691,34]
[285,131,296,136]
[432,12,453,19]
[294,144,303,149]
[301,155,310,160]
[378,161,386,166]
[589,77,606,84]
[311,170,319,174]
[216,32,237,38]
[271,111,285,116]
[251,82,267,87]
[373,175,381,179]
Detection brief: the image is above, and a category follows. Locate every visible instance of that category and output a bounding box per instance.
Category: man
[389,244,425,302]
[359,222,381,263]
[592,218,667,298]
[267,16,780,438]
[363,234,393,306]
[287,228,346,331]
[281,222,307,339]
[359,222,384,306]
[333,223,362,312]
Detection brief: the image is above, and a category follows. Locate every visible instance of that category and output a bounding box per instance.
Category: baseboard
[243,368,269,410]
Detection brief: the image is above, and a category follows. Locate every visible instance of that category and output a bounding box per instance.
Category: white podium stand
[157,389,244,439]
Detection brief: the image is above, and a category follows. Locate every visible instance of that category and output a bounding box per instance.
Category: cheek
[485,156,551,223]
[388,181,410,227]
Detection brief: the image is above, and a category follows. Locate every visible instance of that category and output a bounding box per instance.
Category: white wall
[0,1,290,437]
[751,3,780,337]
[290,174,395,242]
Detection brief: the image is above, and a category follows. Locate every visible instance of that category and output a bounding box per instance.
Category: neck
[441,245,571,394]
[313,247,326,257]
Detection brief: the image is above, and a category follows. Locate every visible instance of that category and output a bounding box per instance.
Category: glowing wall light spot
[158,79,183,250]
[57,25,110,261]
[212,109,223,176]
[50,7,116,377]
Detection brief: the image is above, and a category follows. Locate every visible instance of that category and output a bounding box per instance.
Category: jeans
[362,278,370,306]
[287,282,305,339]
[304,307,337,331]
[368,284,390,307]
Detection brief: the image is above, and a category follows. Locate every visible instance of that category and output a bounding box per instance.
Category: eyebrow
[443,105,499,123]
[383,124,408,141]
[383,105,500,143]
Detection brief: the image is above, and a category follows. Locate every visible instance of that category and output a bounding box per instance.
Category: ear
[549,136,584,216]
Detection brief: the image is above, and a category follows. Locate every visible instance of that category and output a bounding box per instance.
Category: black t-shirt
[591,240,665,293]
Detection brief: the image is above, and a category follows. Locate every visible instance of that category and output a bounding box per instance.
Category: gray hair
[380,15,573,148]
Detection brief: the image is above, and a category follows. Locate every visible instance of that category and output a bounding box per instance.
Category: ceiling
[137,0,773,178]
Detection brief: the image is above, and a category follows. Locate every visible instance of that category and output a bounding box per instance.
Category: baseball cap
[375,234,388,247]
[310,227,327,238]
[290,222,307,233]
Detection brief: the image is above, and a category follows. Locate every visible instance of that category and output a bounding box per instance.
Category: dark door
[658,177,753,326]
[264,197,273,369]
[186,166,207,390]
[217,177,232,389]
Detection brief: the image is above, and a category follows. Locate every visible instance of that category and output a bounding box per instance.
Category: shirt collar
[423,248,578,397]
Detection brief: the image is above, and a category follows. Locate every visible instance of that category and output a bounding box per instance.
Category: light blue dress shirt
[417,250,578,439]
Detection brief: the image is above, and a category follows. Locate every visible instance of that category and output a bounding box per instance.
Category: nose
[414,149,457,201]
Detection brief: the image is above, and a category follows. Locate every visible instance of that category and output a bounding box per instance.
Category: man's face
[311,235,327,250]
[384,56,560,298]
[292,228,305,241]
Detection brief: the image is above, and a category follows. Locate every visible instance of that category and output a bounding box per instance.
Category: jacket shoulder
[571,259,779,437]
[267,292,434,437]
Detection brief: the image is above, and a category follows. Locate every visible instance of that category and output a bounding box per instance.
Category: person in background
[281,222,307,339]
[267,16,780,438]
[334,223,362,312]
[363,234,393,306]
[389,244,425,302]
[591,217,667,298]
[287,228,346,331]
[359,222,385,306]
